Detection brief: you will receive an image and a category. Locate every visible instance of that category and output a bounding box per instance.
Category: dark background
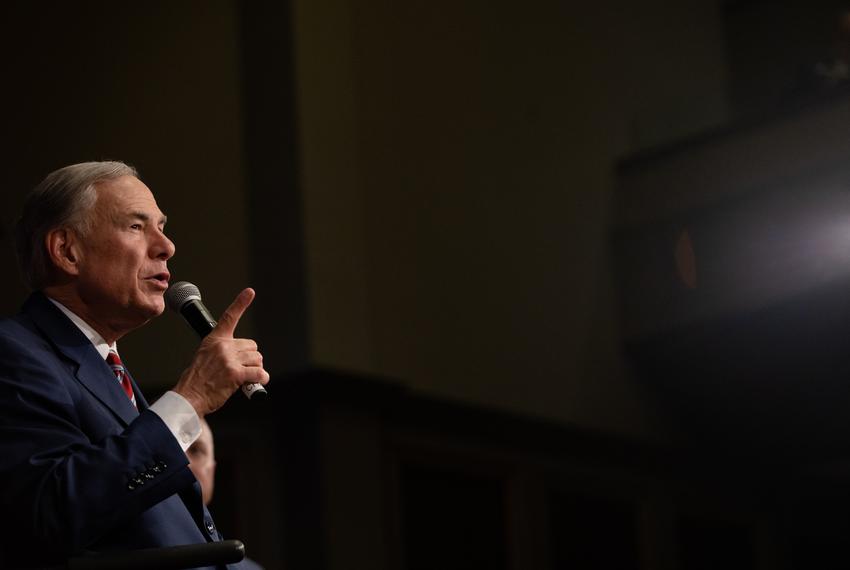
[3,0,850,568]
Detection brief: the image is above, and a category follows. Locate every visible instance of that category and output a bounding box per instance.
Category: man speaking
[0,161,269,568]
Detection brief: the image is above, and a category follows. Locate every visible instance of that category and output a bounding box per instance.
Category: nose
[151,229,176,260]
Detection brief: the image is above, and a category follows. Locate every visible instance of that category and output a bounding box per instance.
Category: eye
[130,223,142,230]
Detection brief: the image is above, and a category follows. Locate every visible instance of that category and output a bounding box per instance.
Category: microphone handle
[183,300,217,337]
[181,300,268,400]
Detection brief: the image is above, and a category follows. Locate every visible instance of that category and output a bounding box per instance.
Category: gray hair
[14,161,139,290]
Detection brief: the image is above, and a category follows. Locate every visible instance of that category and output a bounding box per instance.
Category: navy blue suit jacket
[0,292,243,569]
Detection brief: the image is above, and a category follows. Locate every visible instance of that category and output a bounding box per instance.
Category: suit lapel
[23,292,139,426]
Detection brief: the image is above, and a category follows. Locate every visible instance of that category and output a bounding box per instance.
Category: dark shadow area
[400,463,508,570]
[549,492,639,570]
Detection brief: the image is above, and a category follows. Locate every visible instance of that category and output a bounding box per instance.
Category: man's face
[74,175,175,331]
[187,426,216,505]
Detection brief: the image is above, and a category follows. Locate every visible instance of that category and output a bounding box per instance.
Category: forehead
[92,175,163,216]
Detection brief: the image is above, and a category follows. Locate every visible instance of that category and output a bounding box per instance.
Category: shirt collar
[47,297,117,360]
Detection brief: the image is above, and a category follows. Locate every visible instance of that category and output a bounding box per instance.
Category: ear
[45,228,82,277]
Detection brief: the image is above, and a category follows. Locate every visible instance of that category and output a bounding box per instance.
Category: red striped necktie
[106,350,137,408]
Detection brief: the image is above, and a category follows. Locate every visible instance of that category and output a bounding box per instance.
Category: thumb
[211,288,255,337]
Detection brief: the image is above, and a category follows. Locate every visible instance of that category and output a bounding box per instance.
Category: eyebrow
[129,212,168,225]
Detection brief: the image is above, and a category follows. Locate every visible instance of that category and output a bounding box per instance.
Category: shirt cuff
[149,391,201,452]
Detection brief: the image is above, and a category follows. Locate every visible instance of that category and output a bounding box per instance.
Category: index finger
[211,287,255,338]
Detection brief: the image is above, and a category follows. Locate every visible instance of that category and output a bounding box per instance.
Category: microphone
[165,281,267,400]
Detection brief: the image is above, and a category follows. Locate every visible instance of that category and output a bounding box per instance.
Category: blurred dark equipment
[615,76,850,570]
[615,92,850,454]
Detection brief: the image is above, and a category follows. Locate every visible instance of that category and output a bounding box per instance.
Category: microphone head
[165,281,203,312]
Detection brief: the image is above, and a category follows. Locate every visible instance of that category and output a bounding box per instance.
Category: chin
[138,296,166,318]
[149,300,166,317]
